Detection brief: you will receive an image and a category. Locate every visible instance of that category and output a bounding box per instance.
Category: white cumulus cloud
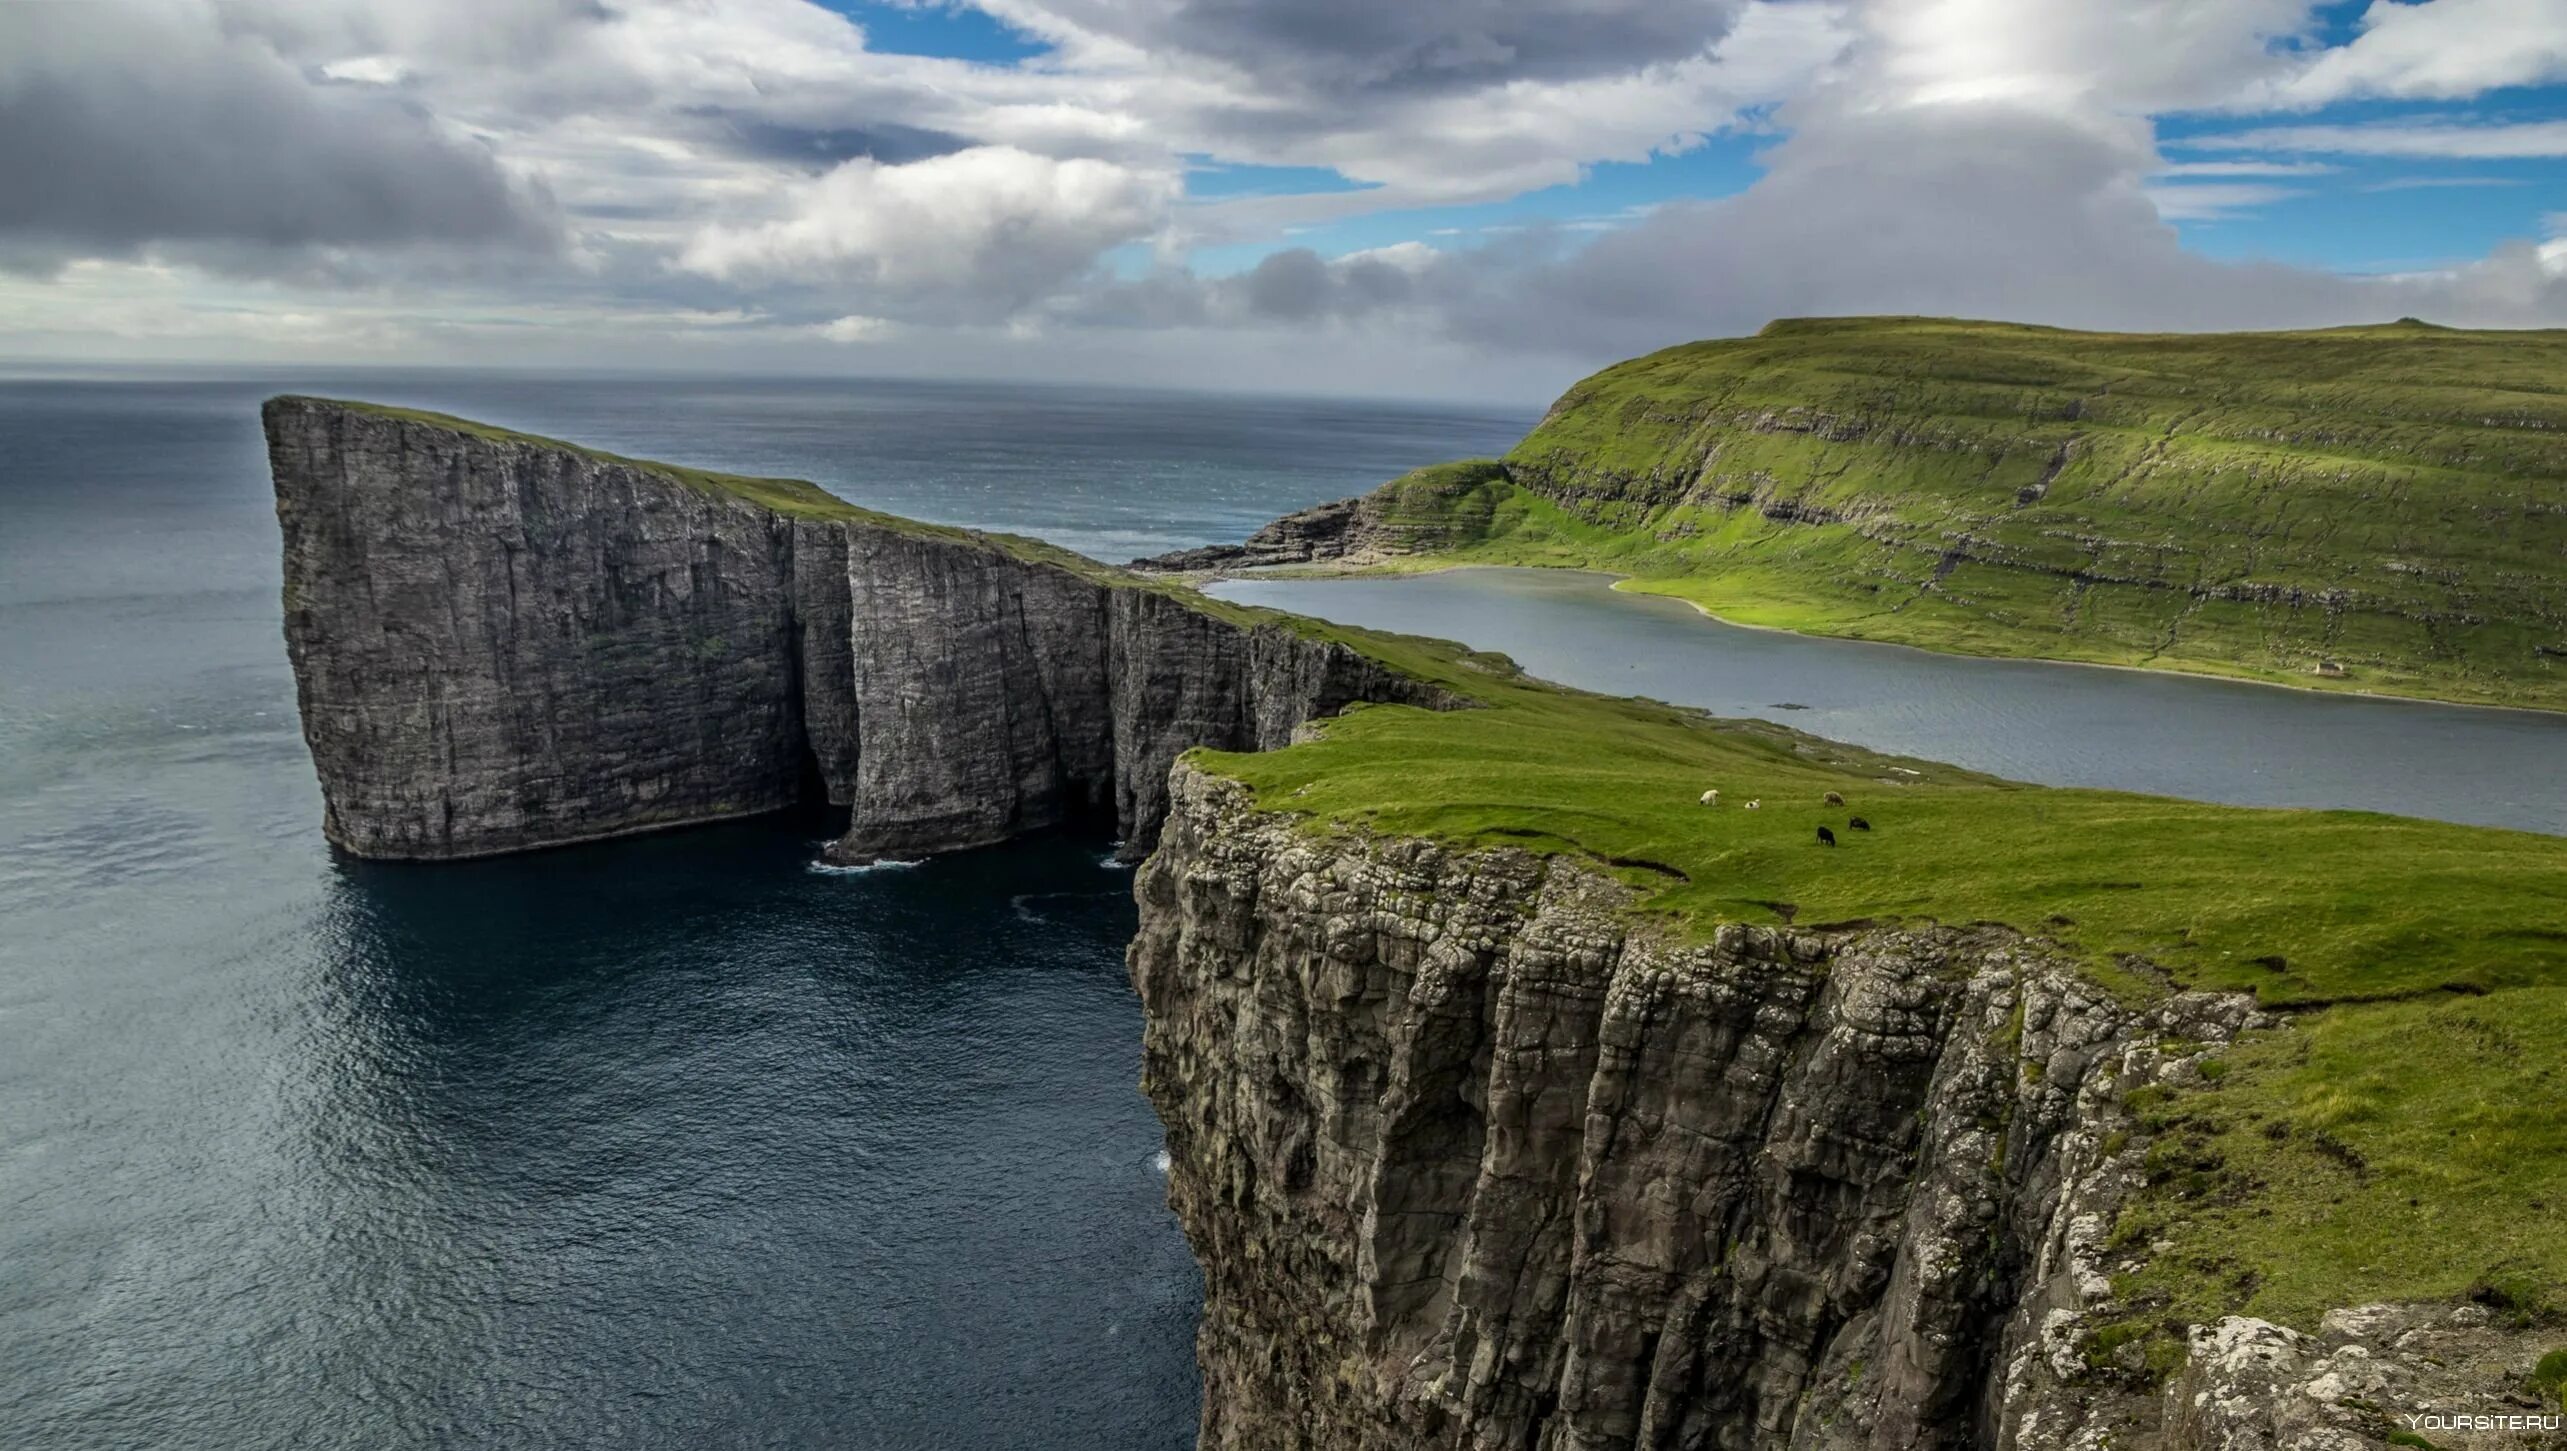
[679,145,1179,316]
[2250,0,2567,107]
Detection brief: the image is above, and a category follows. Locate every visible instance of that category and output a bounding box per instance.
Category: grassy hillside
[1190,636,2567,1347]
[1326,317,2567,710]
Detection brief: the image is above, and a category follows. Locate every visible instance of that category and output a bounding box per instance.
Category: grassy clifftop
[1334,317,2567,709]
[1197,647,2567,1346]
[278,396,1144,587]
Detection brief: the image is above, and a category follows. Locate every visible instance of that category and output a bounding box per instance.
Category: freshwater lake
[1212,567,2567,837]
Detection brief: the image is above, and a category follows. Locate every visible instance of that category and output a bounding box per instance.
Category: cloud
[3,0,2565,396]
[1860,0,2317,113]
[2151,160,2341,177]
[2143,181,2310,219]
[987,0,1752,95]
[2249,0,2567,107]
[679,145,1179,316]
[1068,83,2567,368]
[2182,119,2567,158]
[2362,174,2529,191]
[813,313,902,342]
[0,0,560,274]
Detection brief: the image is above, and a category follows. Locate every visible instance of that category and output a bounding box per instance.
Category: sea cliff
[1135,764,2562,1450]
[268,398,2567,1450]
[265,395,1448,862]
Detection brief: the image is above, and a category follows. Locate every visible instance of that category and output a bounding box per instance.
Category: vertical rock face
[831,525,1117,862]
[266,397,1453,862]
[1131,763,2262,1451]
[269,397,818,858]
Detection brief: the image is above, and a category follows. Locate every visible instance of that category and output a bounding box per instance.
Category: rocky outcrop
[2164,1307,2566,1450]
[1133,763,2286,1451]
[266,396,1452,862]
[1130,459,1513,574]
[1134,496,1378,572]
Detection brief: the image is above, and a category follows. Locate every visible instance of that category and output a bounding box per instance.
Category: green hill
[1269,317,2567,710]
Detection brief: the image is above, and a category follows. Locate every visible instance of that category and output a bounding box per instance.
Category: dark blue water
[1213,568,2567,836]
[0,375,1535,1450]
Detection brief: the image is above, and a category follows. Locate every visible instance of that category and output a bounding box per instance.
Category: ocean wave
[806,856,923,875]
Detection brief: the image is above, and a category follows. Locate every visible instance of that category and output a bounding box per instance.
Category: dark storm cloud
[0,4,560,274]
[1032,0,1748,94]
[685,113,974,171]
[1237,246,1429,318]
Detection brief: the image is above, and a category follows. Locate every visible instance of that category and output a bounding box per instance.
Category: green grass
[1188,648,2567,1333]
[2110,990,2567,1332]
[1197,666,2567,1008]
[1300,317,2567,711]
[280,396,1139,586]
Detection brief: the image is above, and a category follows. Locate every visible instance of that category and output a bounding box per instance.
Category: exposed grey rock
[1131,495,1376,572]
[270,397,816,858]
[265,397,1453,862]
[1132,763,2298,1451]
[2155,1308,2566,1451]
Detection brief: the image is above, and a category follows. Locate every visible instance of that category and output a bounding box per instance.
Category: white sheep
[1744,799,1762,810]
[1699,789,1720,806]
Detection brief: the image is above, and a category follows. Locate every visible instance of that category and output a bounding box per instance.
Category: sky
[2,0,2565,401]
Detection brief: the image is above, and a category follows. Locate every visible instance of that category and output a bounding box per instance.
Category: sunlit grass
[1313,316,2567,710]
[1194,625,2567,1332]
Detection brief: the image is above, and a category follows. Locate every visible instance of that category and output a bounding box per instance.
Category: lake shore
[1180,557,2567,719]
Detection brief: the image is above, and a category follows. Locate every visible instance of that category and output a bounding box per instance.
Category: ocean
[0,372,1536,1450]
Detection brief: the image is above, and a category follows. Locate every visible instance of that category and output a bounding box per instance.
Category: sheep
[1817,826,1837,847]
[1699,789,1721,807]
[1743,799,1762,810]
[1848,816,1871,831]
[1823,790,1845,806]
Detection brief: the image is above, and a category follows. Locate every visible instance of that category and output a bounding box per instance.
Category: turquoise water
[0,375,1535,1450]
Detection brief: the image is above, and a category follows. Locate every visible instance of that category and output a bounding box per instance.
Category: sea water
[0,373,1532,1450]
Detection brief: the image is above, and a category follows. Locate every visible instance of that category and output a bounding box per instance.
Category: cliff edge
[1137,765,2567,1450]
[265,395,1452,862]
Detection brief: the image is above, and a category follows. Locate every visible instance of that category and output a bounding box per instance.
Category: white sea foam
[806,856,923,875]
[1152,1149,1171,1175]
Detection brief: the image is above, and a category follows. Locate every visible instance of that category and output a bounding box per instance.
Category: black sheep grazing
[1848,817,1871,831]
[1817,825,1837,847]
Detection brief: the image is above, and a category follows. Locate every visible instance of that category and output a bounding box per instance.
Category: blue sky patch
[824,0,1049,63]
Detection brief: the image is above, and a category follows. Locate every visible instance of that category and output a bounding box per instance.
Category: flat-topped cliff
[265,396,1451,862]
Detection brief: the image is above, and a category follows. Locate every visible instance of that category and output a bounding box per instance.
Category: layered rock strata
[266,396,1449,862]
[1133,495,1382,572]
[1133,762,2281,1451]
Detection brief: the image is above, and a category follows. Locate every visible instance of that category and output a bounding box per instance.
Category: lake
[1210,567,2567,836]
